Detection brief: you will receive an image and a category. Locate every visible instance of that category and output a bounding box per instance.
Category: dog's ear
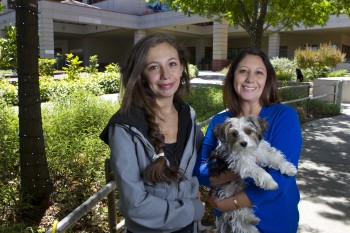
[257,117,268,133]
[214,121,228,142]
[246,116,268,140]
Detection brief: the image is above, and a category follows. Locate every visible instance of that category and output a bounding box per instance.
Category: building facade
[1,0,350,71]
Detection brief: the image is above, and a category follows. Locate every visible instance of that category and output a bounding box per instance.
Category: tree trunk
[248,25,264,49]
[16,0,53,221]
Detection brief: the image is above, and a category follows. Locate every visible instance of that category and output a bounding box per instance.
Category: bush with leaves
[295,43,345,80]
[327,69,349,77]
[62,53,84,80]
[0,105,19,223]
[0,80,17,106]
[0,25,17,70]
[40,76,103,102]
[39,58,56,77]
[85,55,99,74]
[41,91,120,231]
[97,63,120,94]
[188,64,199,79]
[270,57,297,81]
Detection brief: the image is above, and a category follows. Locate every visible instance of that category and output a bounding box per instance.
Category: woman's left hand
[207,190,232,212]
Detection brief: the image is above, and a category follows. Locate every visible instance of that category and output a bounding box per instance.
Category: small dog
[209,116,297,233]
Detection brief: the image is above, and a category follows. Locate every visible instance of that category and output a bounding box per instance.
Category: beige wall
[314,78,350,103]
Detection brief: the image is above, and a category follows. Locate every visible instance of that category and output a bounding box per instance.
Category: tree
[150,0,350,49]
[16,0,53,221]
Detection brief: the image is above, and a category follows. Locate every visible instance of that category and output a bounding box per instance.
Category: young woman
[194,48,302,233]
[100,33,205,233]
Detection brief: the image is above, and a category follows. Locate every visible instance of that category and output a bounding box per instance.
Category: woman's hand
[207,190,233,212]
[209,170,238,187]
[207,190,253,212]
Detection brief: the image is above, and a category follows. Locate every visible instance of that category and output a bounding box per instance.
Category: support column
[268,33,280,58]
[38,10,54,58]
[134,30,146,45]
[212,21,229,71]
[195,38,206,68]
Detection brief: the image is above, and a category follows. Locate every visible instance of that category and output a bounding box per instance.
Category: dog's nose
[240,141,247,147]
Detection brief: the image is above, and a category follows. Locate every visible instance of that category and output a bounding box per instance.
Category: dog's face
[214,116,268,153]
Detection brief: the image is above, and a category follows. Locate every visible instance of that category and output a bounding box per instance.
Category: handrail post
[105,159,117,233]
[307,83,311,116]
[335,80,344,107]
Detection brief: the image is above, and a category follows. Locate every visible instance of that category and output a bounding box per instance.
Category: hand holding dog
[207,191,252,212]
[209,170,238,187]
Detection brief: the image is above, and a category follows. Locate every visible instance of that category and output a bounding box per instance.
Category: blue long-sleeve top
[194,104,302,233]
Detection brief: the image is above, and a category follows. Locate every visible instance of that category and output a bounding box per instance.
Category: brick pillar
[212,21,228,71]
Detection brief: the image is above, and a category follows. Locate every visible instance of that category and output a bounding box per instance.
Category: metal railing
[46,80,344,233]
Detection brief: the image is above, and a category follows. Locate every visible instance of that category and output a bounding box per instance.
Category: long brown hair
[120,33,190,183]
[223,48,279,116]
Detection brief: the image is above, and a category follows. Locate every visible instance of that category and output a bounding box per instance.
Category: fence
[45,80,344,233]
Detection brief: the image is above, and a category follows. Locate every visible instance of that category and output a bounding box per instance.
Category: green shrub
[0,25,17,70]
[97,63,120,94]
[0,80,17,106]
[85,55,99,74]
[0,106,19,221]
[188,64,198,79]
[327,69,348,77]
[187,85,224,123]
[270,57,297,81]
[40,77,103,102]
[41,92,120,230]
[62,53,84,80]
[295,43,345,80]
[302,67,330,81]
[39,58,56,77]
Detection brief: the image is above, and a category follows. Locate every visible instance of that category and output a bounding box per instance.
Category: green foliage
[41,92,119,231]
[152,0,346,48]
[279,84,309,103]
[0,79,17,106]
[270,57,297,81]
[96,63,121,94]
[0,62,121,106]
[0,2,5,13]
[0,91,120,230]
[186,85,224,123]
[188,64,198,79]
[38,58,56,77]
[40,76,103,102]
[85,55,99,74]
[0,106,19,222]
[0,25,17,70]
[62,53,84,80]
[309,99,341,116]
[295,43,345,80]
[327,69,348,77]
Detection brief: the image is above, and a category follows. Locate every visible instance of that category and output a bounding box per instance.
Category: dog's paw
[257,173,279,190]
[280,162,297,176]
[264,181,278,190]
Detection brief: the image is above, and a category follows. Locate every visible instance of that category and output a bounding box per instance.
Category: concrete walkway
[297,113,350,233]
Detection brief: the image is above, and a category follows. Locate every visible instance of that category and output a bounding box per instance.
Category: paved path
[297,113,350,233]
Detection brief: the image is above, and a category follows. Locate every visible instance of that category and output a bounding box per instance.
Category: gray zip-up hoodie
[100,102,205,233]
